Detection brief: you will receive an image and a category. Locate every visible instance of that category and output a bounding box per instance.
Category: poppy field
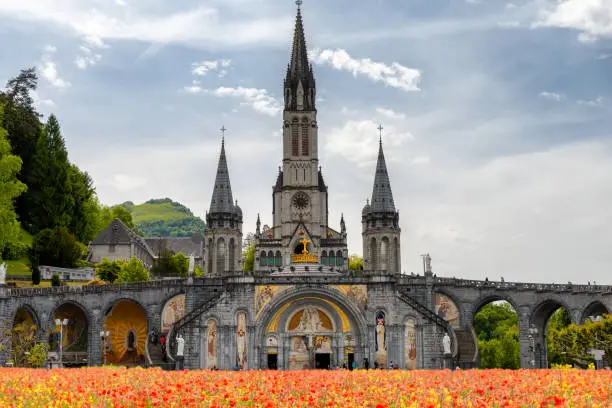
[0,368,610,407]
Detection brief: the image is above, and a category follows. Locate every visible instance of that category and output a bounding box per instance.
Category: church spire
[284,1,316,111]
[370,126,396,213]
[289,1,309,78]
[209,128,235,214]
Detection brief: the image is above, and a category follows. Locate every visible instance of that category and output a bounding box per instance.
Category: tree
[170,252,189,278]
[116,257,150,283]
[473,302,520,368]
[547,314,612,368]
[194,264,204,277]
[95,258,123,283]
[349,254,363,271]
[0,103,27,258]
[1,69,43,233]
[68,164,97,243]
[24,115,74,233]
[110,206,134,230]
[31,227,83,268]
[50,272,61,287]
[9,321,48,368]
[243,243,255,271]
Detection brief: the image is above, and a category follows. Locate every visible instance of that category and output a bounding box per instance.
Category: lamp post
[100,329,110,365]
[55,318,69,367]
[528,324,538,368]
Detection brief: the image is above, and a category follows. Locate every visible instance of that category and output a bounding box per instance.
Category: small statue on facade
[442,333,451,355]
[176,334,185,357]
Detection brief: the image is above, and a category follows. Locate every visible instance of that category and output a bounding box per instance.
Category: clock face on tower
[292,192,310,210]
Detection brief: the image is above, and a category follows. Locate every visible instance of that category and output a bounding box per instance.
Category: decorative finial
[296,0,303,9]
[377,124,384,144]
[220,125,227,142]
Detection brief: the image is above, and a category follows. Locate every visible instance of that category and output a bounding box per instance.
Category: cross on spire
[296,0,303,9]
[377,124,384,143]
[220,125,227,141]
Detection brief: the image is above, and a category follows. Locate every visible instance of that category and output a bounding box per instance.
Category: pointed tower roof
[370,138,396,213]
[288,3,310,77]
[209,138,235,214]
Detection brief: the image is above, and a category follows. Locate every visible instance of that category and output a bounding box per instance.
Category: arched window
[394,237,400,273]
[381,237,389,271]
[370,238,378,270]
[321,251,328,265]
[259,251,267,267]
[336,250,343,266]
[275,251,282,266]
[229,239,236,271]
[329,251,335,266]
[216,238,226,273]
[267,251,274,267]
[291,121,299,156]
[206,239,213,274]
[301,121,309,156]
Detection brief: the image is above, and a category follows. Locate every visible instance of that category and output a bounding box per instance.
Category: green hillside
[121,198,205,237]
[5,227,33,276]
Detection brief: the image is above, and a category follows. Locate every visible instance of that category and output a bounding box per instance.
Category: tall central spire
[284,1,316,111]
[289,3,309,77]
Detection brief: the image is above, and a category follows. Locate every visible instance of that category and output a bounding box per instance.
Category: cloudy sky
[1,0,611,284]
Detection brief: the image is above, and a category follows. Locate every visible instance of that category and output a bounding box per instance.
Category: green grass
[7,281,84,288]
[6,259,30,275]
[4,227,33,276]
[16,228,33,246]
[130,202,194,223]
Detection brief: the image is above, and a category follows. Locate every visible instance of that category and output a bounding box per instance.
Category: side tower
[204,136,243,275]
[362,133,401,273]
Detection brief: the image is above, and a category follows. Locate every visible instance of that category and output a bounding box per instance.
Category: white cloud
[376,107,406,119]
[539,91,564,101]
[39,46,71,88]
[192,60,231,77]
[75,46,102,69]
[31,91,55,108]
[0,1,291,49]
[326,119,413,164]
[310,48,421,92]
[577,96,604,107]
[405,140,612,282]
[535,0,612,42]
[207,86,281,116]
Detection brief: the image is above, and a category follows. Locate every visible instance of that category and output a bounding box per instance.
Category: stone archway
[530,298,573,368]
[255,286,368,370]
[7,305,40,367]
[102,299,148,365]
[48,301,90,366]
[581,301,609,324]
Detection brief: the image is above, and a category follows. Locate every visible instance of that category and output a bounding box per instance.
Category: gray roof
[144,235,204,258]
[209,138,237,215]
[369,140,396,213]
[91,218,156,257]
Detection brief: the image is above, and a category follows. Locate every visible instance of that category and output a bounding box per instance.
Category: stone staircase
[397,289,479,368]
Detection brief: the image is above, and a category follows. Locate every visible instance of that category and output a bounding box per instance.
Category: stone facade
[1,5,610,371]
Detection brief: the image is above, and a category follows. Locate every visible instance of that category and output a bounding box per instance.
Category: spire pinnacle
[370,134,396,213]
[377,124,384,145]
[209,136,235,214]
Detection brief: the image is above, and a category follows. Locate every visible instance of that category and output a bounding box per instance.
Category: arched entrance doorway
[102,300,147,365]
[255,287,367,371]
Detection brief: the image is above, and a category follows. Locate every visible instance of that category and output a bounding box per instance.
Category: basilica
[3,3,608,372]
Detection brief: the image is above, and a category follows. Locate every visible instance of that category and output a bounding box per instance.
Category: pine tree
[25,115,74,232]
[1,68,42,230]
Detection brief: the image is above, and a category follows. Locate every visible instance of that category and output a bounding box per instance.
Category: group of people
[148,329,168,362]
